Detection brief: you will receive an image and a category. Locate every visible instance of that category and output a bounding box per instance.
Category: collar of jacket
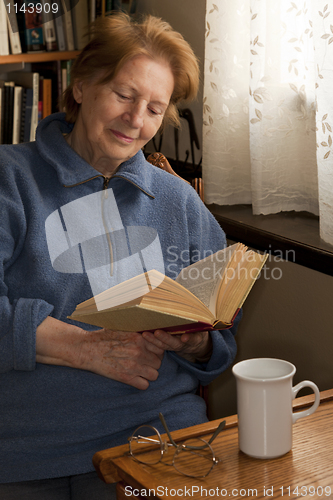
[35,112,155,198]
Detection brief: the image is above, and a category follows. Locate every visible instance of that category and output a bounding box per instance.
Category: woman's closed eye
[117,92,131,101]
[148,107,161,116]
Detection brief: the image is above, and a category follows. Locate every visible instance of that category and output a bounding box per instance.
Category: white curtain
[203,0,333,246]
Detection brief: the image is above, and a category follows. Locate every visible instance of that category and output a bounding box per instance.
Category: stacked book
[0,68,65,145]
[0,73,38,145]
[0,58,75,145]
[1,0,85,55]
[0,0,138,56]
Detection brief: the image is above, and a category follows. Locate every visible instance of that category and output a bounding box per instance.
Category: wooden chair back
[147,153,204,202]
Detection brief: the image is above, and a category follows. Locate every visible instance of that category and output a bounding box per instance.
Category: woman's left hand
[141,329,213,363]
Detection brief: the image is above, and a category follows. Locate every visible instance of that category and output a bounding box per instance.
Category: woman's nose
[124,103,144,128]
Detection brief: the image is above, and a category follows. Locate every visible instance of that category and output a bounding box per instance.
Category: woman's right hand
[36,317,164,390]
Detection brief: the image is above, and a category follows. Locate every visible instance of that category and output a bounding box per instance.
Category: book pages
[175,243,242,315]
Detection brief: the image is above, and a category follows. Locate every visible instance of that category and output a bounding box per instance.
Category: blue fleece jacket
[0,113,239,483]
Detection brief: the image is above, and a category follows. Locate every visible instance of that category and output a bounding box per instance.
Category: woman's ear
[72,80,84,104]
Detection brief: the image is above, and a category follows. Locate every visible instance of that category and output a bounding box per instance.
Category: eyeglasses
[128,412,226,478]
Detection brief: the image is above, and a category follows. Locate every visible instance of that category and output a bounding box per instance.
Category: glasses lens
[174,438,216,478]
[129,425,162,465]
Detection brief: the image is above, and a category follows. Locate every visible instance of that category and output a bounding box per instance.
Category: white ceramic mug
[232,358,320,459]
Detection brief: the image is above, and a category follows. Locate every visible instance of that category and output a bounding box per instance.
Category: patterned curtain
[203,0,333,246]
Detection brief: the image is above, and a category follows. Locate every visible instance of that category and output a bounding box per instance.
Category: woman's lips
[111,130,135,143]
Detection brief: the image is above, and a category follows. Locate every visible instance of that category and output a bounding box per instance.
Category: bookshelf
[0,50,79,144]
[0,0,136,144]
[0,51,80,65]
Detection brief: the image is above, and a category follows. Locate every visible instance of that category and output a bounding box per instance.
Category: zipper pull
[103,176,110,198]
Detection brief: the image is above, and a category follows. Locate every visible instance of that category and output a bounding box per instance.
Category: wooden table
[93,389,333,499]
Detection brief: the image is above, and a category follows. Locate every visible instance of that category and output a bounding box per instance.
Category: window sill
[207,204,333,276]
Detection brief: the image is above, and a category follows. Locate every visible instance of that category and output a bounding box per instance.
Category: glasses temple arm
[158,413,179,447]
[207,419,226,444]
[159,413,226,448]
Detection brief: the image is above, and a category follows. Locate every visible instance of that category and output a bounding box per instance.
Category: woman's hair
[62,13,199,127]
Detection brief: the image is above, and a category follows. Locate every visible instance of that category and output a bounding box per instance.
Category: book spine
[71,0,89,50]
[42,0,58,51]
[19,87,27,143]
[0,86,3,144]
[5,0,22,54]
[42,79,52,118]
[3,87,8,144]
[3,82,15,144]
[53,2,67,51]
[60,0,74,51]
[30,73,39,141]
[23,88,33,143]
[38,76,43,122]
[0,0,10,55]
[12,85,23,144]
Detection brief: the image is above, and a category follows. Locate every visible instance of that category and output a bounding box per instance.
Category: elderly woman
[0,13,240,500]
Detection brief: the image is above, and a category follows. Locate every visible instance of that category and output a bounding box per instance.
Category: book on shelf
[60,0,75,51]
[0,82,4,144]
[0,81,37,145]
[3,82,15,144]
[71,0,89,49]
[53,58,72,108]
[0,0,10,56]
[0,81,9,144]
[12,85,23,144]
[20,87,33,143]
[38,77,43,122]
[7,71,39,141]
[1,0,138,58]
[68,242,268,334]
[5,0,22,54]
[37,76,52,121]
[41,0,58,51]
[42,78,52,118]
[31,60,66,114]
[17,0,46,52]
[53,0,67,51]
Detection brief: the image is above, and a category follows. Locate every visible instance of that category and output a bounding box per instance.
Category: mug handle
[292,381,320,424]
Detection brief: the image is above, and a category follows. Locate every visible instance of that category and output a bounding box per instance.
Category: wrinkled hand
[36,317,164,390]
[142,329,213,363]
[77,329,165,390]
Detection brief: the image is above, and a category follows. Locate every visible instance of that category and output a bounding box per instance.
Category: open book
[68,243,268,334]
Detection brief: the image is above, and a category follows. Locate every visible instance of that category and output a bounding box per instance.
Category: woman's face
[71,55,175,176]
